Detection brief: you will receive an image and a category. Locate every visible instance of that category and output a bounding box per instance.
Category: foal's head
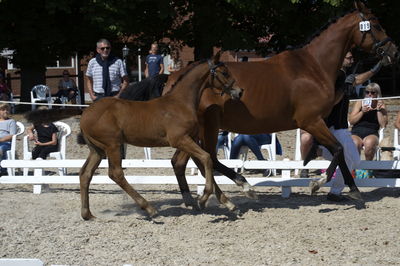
[353,1,398,65]
[207,51,243,100]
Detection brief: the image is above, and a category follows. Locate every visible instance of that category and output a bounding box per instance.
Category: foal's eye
[222,72,229,78]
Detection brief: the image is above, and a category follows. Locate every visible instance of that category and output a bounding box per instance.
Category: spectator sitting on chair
[27,120,58,160]
[0,73,11,101]
[229,133,282,176]
[0,103,16,175]
[349,82,387,160]
[55,70,78,104]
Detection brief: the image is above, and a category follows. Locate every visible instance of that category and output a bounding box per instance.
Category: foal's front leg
[171,149,198,209]
[106,145,158,217]
[174,135,236,211]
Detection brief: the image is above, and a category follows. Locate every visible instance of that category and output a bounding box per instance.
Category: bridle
[207,60,235,96]
[357,11,393,58]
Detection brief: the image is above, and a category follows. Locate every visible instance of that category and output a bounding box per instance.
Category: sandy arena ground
[0,102,400,265]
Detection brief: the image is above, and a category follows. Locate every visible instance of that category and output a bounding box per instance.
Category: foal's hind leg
[171,149,198,209]
[174,135,236,211]
[201,114,256,199]
[106,145,158,217]
[79,148,103,220]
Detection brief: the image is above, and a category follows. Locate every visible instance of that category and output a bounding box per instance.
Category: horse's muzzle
[231,87,243,100]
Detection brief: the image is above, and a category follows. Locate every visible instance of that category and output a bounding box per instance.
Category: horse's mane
[289,9,357,50]
[163,60,207,96]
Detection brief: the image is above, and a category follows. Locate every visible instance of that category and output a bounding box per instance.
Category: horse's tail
[25,108,83,124]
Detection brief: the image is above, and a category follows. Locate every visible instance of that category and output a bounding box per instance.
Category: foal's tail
[25,108,83,124]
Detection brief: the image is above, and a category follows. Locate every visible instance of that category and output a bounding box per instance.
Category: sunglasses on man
[99,47,111,51]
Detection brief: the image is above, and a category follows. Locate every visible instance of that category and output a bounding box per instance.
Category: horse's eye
[222,72,229,78]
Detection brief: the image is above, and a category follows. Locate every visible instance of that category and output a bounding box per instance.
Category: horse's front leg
[303,120,362,200]
[171,149,199,209]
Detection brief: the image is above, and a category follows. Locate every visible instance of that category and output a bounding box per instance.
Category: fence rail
[1,159,400,196]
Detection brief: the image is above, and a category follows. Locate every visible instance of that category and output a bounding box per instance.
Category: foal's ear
[213,50,222,65]
[354,1,366,11]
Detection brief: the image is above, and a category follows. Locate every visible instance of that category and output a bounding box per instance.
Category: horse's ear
[354,1,366,11]
[213,50,222,64]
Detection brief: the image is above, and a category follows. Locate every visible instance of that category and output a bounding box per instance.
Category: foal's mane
[163,59,207,96]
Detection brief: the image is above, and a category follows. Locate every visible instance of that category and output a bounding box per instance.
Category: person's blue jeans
[216,131,229,154]
[0,142,11,173]
[229,134,282,160]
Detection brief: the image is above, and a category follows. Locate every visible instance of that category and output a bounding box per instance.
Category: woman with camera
[349,82,387,160]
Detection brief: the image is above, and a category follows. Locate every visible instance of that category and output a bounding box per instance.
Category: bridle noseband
[357,11,393,58]
[207,60,235,96]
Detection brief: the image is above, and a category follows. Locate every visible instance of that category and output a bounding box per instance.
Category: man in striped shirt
[86,39,128,101]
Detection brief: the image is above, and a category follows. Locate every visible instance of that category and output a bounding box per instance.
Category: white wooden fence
[1,159,400,196]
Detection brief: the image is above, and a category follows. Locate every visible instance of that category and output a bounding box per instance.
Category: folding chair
[23,121,71,176]
[31,85,52,110]
[5,121,25,176]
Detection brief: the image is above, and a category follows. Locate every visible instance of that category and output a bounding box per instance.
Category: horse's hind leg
[79,147,103,220]
[171,149,198,209]
[174,135,236,211]
[106,145,158,217]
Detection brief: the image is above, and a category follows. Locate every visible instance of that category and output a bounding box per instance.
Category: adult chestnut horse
[26,53,243,219]
[165,1,398,203]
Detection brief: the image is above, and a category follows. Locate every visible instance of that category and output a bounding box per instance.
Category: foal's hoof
[81,211,96,221]
[309,180,320,195]
[348,190,363,201]
[182,192,200,210]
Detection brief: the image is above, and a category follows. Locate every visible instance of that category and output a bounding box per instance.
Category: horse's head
[207,51,243,100]
[353,1,398,66]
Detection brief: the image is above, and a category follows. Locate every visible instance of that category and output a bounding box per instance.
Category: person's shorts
[351,126,379,139]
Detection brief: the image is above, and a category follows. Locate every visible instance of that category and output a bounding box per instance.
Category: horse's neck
[169,63,209,106]
[305,12,358,80]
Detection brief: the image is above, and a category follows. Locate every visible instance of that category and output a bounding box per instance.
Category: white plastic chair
[144,147,151,159]
[393,128,400,160]
[238,133,277,175]
[5,121,25,176]
[31,85,52,110]
[375,127,385,160]
[23,121,71,176]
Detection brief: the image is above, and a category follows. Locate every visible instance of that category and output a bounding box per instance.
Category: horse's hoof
[348,190,363,201]
[309,180,320,195]
[243,189,258,200]
[145,206,158,218]
[225,200,237,212]
[196,198,206,210]
[81,211,96,221]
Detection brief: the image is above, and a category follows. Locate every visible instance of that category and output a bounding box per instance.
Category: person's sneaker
[327,193,348,202]
[300,169,309,178]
